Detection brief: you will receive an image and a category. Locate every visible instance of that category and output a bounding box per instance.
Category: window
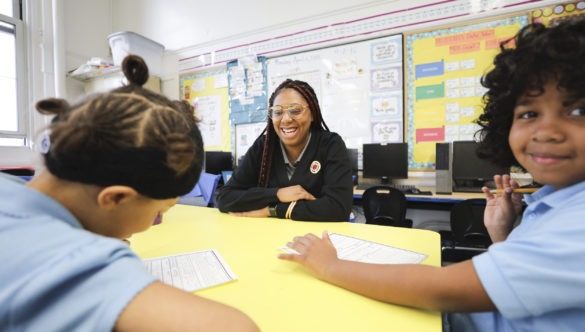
[0,0,27,147]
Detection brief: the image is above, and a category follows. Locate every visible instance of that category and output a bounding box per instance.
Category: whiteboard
[266,34,403,151]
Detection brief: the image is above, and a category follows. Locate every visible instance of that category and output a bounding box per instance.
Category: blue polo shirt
[470,180,585,331]
[0,173,156,331]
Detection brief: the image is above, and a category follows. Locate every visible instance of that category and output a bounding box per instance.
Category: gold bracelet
[285,201,297,220]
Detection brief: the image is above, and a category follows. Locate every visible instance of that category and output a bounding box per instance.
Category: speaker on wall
[435,142,453,195]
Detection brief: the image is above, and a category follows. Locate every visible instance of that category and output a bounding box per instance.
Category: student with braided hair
[217,79,353,221]
[0,55,258,331]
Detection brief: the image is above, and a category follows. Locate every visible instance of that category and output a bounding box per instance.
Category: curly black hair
[476,18,585,169]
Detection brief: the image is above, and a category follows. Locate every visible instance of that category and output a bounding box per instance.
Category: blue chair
[178,172,221,207]
[221,170,233,184]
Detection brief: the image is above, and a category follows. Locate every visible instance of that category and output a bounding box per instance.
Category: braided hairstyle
[476,18,585,169]
[257,79,330,187]
[38,55,204,199]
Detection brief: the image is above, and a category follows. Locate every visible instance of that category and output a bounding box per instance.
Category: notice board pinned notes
[405,14,529,169]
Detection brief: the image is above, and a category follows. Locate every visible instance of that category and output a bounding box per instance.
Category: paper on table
[143,249,238,292]
[281,233,427,264]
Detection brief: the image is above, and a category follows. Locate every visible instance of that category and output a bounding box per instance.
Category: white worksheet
[143,249,238,292]
[281,233,427,265]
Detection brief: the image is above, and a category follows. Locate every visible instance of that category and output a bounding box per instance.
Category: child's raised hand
[482,174,524,242]
[278,230,339,279]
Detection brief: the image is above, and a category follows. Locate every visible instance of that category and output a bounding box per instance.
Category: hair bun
[122,54,149,86]
[35,98,70,116]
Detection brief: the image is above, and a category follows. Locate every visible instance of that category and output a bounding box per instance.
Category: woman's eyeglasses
[268,103,308,121]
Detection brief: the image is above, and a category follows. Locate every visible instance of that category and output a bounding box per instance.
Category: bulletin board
[227,56,268,125]
[180,70,231,151]
[266,34,404,150]
[404,14,530,170]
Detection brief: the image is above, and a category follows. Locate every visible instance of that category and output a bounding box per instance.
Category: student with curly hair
[0,55,258,331]
[217,79,353,221]
[278,18,585,331]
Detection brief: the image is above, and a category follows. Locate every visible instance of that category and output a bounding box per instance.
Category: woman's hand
[278,231,339,279]
[481,174,524,242]
[276,185,316,203]
[229,207,270,218]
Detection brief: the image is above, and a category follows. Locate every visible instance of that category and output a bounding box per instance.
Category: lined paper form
[143,249,237,292]
[281,233,427,264]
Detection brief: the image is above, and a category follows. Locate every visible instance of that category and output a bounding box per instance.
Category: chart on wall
[405,14,529,170]
[180,70,230,150]
[267,34,403,150]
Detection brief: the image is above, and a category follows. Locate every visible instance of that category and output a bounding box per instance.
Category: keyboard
[356,183,415,192]
[453,187,484,193]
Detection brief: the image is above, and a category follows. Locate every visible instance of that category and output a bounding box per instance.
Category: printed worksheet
[281,233,427,264]
[143,249,238,292]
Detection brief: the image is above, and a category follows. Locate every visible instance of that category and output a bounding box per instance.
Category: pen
[489,188,539,194]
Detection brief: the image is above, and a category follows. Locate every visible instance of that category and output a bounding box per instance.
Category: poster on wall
[180,70,229,149]
[194,95,222,146]
[267,34,403,150]
[405,14,530,170]
[234,121,267,164]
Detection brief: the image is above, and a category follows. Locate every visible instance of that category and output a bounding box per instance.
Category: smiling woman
[216,79,354,221]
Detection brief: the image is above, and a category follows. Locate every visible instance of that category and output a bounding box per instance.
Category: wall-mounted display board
[266,34,403,150]
[227,56,268,125]
[532,1,585,25]
[405,14,529,170]
[180,70,230,150]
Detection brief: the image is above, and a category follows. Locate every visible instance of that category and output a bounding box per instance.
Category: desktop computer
[435,142,453,194]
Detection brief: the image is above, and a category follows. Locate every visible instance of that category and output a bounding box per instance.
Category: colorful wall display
[405,14,530,170]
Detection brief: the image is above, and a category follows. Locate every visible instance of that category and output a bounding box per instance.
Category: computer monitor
[347,148,359,173]
[347,148,359,185]
[451,141,509,190]
[204,151,233,175]
[362,143,408,185]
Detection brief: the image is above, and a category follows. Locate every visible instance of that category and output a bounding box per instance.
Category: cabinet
[69,67,161,93]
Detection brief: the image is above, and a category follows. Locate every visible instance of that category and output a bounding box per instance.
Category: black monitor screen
[452,141,508,185]
[362,143,408,183]
[205,151,233,175]
[347,148,359,173]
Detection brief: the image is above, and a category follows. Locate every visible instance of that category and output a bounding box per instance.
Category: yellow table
[130,205,441,332]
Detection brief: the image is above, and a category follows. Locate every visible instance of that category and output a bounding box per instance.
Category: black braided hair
[257,79,330,187]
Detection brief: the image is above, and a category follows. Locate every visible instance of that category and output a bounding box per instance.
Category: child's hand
[482,174,524,242]
[278,230,339,279]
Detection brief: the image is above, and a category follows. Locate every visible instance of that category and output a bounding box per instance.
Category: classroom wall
[0,0,566,168]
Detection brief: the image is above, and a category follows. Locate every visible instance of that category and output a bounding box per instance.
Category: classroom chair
[361,186,412,228]
[177,172,221,207]
[221,170,233,185]
[441,198,492,265]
